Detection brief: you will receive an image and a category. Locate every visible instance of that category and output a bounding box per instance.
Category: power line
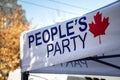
[48,0,92,11]
[18,0,79,15]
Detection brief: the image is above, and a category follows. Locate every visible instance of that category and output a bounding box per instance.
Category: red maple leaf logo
[89,12,109,44]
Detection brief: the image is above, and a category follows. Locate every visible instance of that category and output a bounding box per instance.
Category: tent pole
[21,71,29,80]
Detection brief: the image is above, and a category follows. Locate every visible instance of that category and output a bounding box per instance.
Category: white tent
[20,1,120,80]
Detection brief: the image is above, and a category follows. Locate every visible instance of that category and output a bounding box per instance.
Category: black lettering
[35,32,42,47]
[81,60,88,68]
[28,35,34,48]
[78,32,87,48]
[47,43,54,57]
[54,42,61,56]
[85,77,92,80]
[59,25,66,38]
[42,29,50,43]
[62,39,70,53]
[70,35,78,51]
[74,60,82,67]
[66,61,74,67]
[93,78,99,80]
[66,20,74,36]
[51,27,57,41]
[79,16,87,32]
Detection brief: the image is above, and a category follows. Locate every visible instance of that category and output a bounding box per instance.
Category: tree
[0,6,30,80]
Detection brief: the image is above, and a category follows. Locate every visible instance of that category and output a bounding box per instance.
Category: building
[0,0,27,22]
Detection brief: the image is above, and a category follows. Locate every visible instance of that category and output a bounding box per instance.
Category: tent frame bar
[79,54,120,70]
[90,57,120,70]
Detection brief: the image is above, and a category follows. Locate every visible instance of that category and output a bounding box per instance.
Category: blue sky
[17,0,117,28]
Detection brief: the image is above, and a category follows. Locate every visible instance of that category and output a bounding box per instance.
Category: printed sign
[20,1,120,73]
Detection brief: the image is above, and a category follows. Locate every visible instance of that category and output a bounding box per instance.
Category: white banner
[20,1,120,73]
[30,50,120,76]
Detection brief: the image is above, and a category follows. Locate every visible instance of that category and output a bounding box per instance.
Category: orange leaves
[0,7,30,79]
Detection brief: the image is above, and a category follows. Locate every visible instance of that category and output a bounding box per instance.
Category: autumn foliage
[0,7,30,79]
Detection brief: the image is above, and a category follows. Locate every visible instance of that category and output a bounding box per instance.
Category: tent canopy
[20,1,120,76]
